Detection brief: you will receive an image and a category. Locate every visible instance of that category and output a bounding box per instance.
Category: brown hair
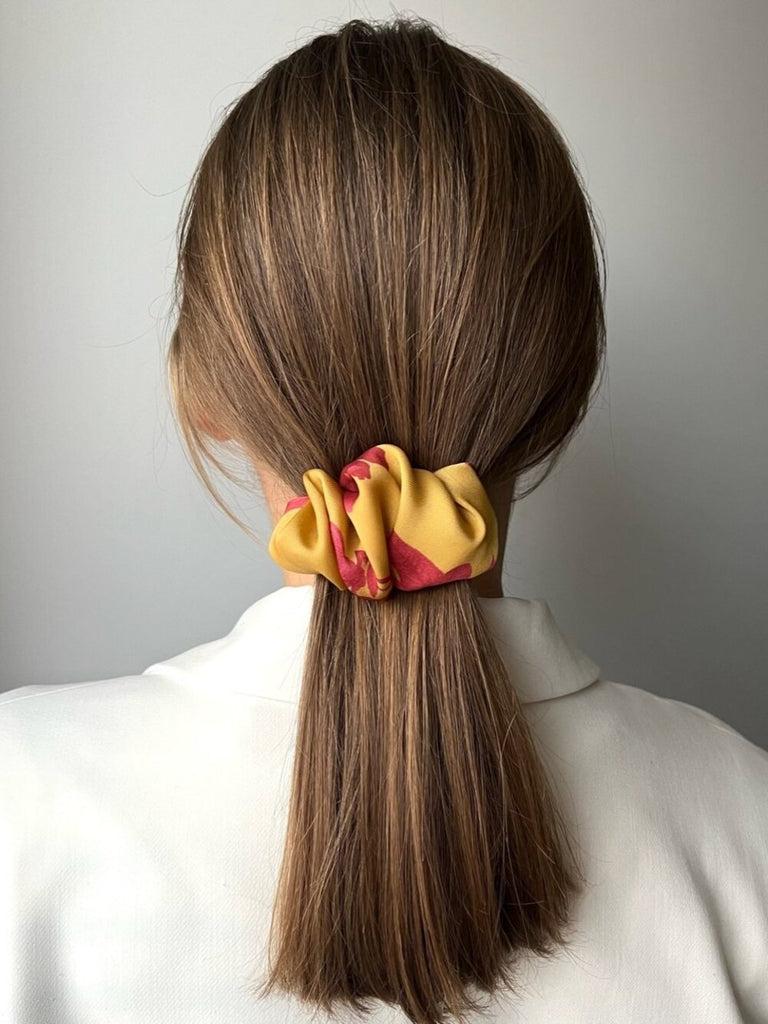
[166,15,606,1024]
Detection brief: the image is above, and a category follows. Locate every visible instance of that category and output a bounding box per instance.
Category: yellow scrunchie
[267,443,498,601]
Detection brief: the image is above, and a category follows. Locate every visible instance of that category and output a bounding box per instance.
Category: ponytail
[255,577,583,1023]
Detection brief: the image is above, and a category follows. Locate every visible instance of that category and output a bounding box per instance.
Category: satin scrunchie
[267,443,498,601]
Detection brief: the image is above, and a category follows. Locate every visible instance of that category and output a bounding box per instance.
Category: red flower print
[284,495,310,513]
[338,446,390,514]
[388,530,472,590]
[329,521,393,599]
[339,446,389,488]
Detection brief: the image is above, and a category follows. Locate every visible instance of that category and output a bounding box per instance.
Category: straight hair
[166,15,606,1024]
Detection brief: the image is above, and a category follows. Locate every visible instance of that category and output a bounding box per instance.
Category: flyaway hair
[166,15,606,1024]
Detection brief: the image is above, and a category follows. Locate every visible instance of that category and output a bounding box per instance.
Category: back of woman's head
[167,15,606,1024]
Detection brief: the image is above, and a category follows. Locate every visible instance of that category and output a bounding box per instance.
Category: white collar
[144,583,601,706]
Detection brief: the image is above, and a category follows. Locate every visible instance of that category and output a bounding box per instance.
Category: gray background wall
[1,2,766,746]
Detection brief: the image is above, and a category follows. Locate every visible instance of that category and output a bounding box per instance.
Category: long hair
[166,16,606,1024]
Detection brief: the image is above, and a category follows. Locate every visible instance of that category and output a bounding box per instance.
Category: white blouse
[1,584,767,1023]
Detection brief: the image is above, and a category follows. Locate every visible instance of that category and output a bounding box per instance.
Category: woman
[2,15,767,1024]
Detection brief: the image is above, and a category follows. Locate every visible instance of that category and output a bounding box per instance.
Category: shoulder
[593,678,767,780]
[0,666,266,783]
[541,675,768,775]
[0,673,237,846]
[0,675,200,783]
[530,677,768,851]
[534,681,768,1016]
[615,680,768,828]
[0,679,128,711]
[536,677,768,867]
[0,675,177,725]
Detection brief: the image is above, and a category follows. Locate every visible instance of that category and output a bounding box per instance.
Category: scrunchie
[267,444,498,601]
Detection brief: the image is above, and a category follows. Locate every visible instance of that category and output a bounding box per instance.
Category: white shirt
[1,584,767,1023]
